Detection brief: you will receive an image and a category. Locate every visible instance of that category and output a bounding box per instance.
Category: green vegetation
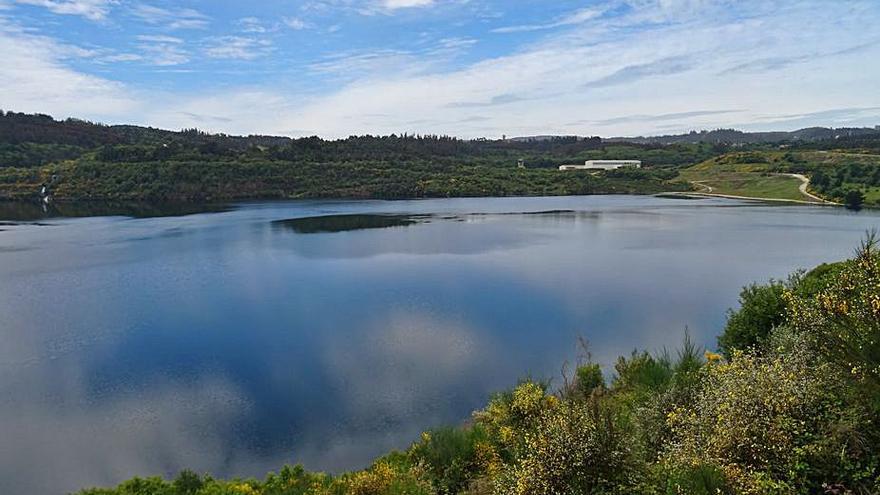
[679,154,809,201]
[3,112,880,204]
[0,158,689,201]
[717,262,844,357]
[680,147,880,206]
[0,111,708,201]
[79,238,880,494]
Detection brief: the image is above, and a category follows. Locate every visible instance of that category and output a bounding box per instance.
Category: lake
[0,195,877,493]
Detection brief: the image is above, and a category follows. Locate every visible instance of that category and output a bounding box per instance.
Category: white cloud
[237,16,271,33]
[203,36,272,60]
[282,16,308,30]
[130,4,210,29]
[133,34,188,65]
[492,6,607,33]
[0,19,136,118]
[14,0,116,20]
[251,0,880,138]
[382,0,434,9]
[98,52,142,63]
[2,0,879,140]
[135,34,182,44]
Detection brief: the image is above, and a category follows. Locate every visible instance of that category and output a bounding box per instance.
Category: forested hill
[0,111,709,201]
[2,110,879,202]
[609,126,880,145]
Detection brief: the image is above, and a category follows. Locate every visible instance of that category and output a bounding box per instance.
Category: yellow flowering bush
[473,381,558,459]
[495,399,638,495]
[664,329,875,493]
[787,235,880,390]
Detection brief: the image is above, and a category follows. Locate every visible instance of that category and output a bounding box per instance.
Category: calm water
[1,195,878,493]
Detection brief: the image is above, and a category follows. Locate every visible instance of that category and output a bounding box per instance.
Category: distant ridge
[510,126,880,145]
[607,127,880,145]
[2,111,878,146]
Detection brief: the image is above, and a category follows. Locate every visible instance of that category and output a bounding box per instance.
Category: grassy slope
[679,155,811,201]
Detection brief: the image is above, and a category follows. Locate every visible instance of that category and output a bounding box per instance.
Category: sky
[1,0,879,139]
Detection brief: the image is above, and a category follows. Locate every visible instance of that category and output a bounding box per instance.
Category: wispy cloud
[446,93,534,108]
[382,0,434,10]
[98,52,142,63]
[136,34,188,65]
[309,36,475,81]
[2,0,879,139]
[136,34,182,44]
[492,6,607,33]
[14,0,116,20]
[588,109,743,126]
[747,106,880,127]
[719,40,880,75]
[130,4,209,29]
[309,49,422,79]
[582,56,694,88]
[0,18,135,117]
[237,16,271,33]
[203,36,272,60]
[282,16,309,30]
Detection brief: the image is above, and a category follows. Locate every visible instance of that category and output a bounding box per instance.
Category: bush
[409,426,492,494]
[666,328,877,493]
[495,400,639,495]
[717,281,787,357]
[612,351,673,394]
[717,263,844,357]
[573,363,605,397]
[845,189,865,210]
[787,235,880,394]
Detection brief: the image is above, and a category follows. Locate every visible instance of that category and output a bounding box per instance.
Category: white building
[559,160,642,171]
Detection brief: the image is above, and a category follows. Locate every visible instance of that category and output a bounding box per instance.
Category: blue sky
[1,0,879,138]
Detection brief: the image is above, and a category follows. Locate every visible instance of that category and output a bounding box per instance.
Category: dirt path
[780,173,838,204]
[691,180,714,193]
[666,174,839,205]
[660,191,832,205]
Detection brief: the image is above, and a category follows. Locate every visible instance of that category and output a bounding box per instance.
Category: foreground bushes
[79,241,880,495]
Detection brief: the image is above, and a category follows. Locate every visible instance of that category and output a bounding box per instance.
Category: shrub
[409,426,492,494]
[845,189,865,210]
[495,399,639,495]
[342,456,431,495]
[787,235,880,393]
[473,381,558,461]
[666,328,877,493]
[717,280,787,357]
[573,363,605,397]
[612,351,673,394]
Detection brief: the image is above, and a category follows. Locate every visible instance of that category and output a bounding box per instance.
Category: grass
[679,156,813,202]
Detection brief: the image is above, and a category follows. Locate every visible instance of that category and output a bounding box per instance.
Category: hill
[0,111,710,202]
[610,126,880,145]
[3,111,880,203]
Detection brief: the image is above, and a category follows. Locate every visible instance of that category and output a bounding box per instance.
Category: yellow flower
[705,351,722,363]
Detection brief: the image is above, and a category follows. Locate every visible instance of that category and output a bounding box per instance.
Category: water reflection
[269,210,599,258]
[0,196,877,493]
[0,200,230,221]
[273,213,431,233]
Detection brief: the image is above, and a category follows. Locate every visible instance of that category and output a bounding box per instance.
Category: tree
[717,281,787,357]
[810,169,829,190]
[844,189,864,210]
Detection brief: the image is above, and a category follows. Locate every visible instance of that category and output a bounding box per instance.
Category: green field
[679,154,814,202]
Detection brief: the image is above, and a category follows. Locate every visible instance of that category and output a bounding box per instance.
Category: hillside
[3,111,880,204]
[0,111,711,201]
[610,126,880,145]
[678,148,880,207]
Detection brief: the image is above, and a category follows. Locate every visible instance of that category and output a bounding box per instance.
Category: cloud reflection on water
[0,196,878,493]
